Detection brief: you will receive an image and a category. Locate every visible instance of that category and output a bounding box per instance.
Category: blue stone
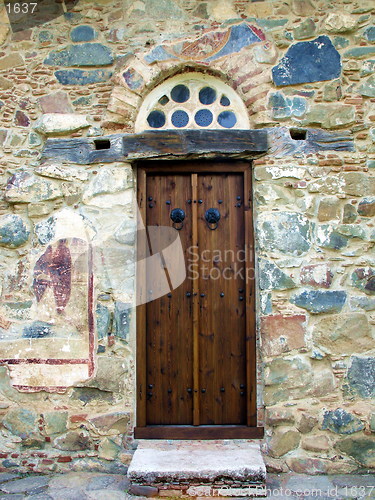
[73,96,92,106]
[96,303,111,340]
[258,212,313,256]
[35,216,55,245]
[344,46,375,59]
[256,19,288,31]
[0,214,30,248]
[349,296,375,311]
[259,259,296,290]
[268,92,307,119]
[114,302,131,340]
[28,132,42,147]
[322,408,365,435]
[344,356,375,399]
[292,96,307,116]
[336,224,367,240]
[316,225,349,250]
[44,43,113,67]
[268,92,291,119]
[322,232,349,250]
[2,460,19,468]
[141,0,187,20]
[291,290,347,313]
[23,321,52,339]
[364,26,375,42]
[39,30,53,42]
[70,25,97,42]
[272,36,341,87]
[332,36,349,49]
[351,267,375,295]
[359,75,375,98]
[64,12,83,23]
[55,69,113,85]
[260,292,272,315]
[360,60,375,77]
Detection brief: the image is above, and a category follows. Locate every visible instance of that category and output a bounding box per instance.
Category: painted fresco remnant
[33,239,72,314]
[144,23,265,64]
[0,210,94,390]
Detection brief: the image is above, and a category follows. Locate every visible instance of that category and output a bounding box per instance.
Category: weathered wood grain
[41,127,354,165]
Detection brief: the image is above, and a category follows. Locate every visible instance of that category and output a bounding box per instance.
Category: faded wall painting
[0,209,94,391]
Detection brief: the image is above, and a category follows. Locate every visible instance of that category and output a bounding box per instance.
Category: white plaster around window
[135,72,250,132]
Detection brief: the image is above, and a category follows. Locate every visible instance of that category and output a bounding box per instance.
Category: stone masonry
[0,0,374,478]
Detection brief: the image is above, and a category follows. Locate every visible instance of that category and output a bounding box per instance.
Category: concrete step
[128,439,266,497]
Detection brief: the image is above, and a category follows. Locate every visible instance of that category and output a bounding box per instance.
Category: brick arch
[104,22,276,132]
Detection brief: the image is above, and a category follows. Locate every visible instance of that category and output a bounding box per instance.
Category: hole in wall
[289,128,307,141]
[94,139,111,150]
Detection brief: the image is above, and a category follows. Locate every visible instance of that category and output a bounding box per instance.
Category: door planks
[136,162,260,439]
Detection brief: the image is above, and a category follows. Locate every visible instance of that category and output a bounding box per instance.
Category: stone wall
[0,0,374,475]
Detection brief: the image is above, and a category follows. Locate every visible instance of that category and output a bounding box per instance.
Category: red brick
[245,90,268,107]
[70,414,88,423]
[57,456,72,463]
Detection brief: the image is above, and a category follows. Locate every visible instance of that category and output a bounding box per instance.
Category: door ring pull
[170,208,185,230]
[205,208,220,230]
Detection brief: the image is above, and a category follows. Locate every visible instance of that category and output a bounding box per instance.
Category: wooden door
[136,162,262,439]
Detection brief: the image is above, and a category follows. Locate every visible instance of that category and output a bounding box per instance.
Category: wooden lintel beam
[41,127,354,165]
[122,129,268,158]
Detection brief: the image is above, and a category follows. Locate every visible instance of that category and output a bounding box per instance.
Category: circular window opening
[218,111,237,129]
[195,109,213,127]
[135,72,250,132]
[171,84,190,103]
[220,95,230,106]
[171,110,189,128]
[159,95,169,105]
[199,86,217,105]
[147,110,166,128]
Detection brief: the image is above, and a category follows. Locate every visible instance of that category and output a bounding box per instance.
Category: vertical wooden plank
[136,167,147,427]
[197,173,246,425]
[191,173,200,426]
[146,173,194,425]
[244,165,257,427]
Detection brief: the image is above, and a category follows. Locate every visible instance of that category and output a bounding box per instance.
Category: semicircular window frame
[135,72,250,132]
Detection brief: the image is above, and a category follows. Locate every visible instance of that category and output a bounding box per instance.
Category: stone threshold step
[128,439,266,497]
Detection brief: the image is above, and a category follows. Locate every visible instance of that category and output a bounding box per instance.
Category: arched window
[135,73,250,132]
